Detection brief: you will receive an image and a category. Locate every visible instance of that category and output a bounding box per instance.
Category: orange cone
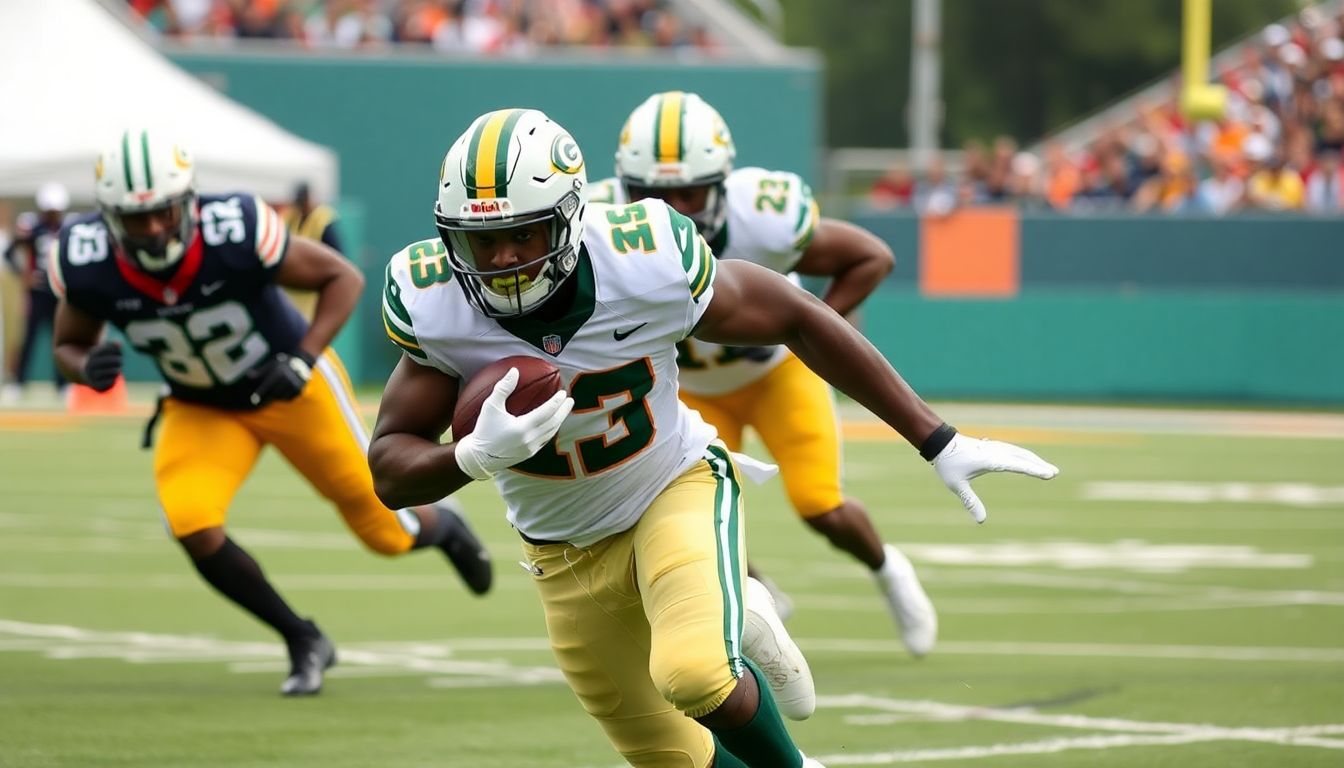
[67,376,129,414]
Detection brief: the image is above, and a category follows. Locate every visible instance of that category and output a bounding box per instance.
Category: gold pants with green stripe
[520,447,746,768]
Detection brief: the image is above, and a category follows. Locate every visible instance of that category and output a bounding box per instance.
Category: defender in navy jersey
[50,129,493,697]
[53,192,308,409]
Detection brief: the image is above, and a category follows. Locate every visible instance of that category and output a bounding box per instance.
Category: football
[452,355,564,438]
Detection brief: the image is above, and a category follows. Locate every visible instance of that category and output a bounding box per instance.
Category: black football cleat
[435,502,493,595]
[281,628,336,697]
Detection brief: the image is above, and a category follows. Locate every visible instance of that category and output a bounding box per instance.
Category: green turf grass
[1,407,1341,767]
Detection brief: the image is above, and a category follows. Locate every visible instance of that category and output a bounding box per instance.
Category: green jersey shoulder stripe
[690,236,715,301]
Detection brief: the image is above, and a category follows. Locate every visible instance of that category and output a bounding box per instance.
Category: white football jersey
[382,200,719,546]
[591,167,820,395]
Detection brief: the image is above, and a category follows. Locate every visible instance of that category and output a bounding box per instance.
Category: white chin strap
[135,239,186,272]
[482,273,553,314]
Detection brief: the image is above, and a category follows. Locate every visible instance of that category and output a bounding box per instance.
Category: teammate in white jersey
[594,90,939,656]
[368,108,1058,768]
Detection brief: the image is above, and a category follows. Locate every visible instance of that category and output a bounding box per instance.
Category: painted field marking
[802,639,1344,664]
[902,540,1312,573]
[1085,481,1344,507]
[0,619,562,687]
[4,619,1341,680]
[816,694,1344,764]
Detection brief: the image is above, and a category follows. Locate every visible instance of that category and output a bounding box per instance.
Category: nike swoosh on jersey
[200,281,225,296]
[613,323,648,341]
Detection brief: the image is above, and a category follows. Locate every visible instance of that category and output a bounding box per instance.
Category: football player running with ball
[51,129,493,697]
[592,90,941,657]
[369,108,1057,768]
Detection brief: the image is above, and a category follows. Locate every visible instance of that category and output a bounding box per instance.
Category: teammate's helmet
[94,129,198,272]
[614,91,736,241]
[435,108,587,318]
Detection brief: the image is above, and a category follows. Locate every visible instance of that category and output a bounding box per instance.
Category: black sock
[412,507,447,550]
[191,538,316,641]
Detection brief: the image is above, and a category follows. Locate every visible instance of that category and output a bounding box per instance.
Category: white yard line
[816,694,1344,764]
[6,618,1342,765]
[802,639,1344,664]
[0,619,562,686]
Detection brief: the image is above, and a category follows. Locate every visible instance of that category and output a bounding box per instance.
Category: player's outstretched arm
[53,301,122,392]
[367,356,473,509]
[273,235,364,359]
[794,218,895,317]
[693,260,1057,523]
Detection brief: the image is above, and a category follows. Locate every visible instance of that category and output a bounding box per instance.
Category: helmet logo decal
[618,120,632,147]
[463,199,513,218]
[466,109,524,199]
[94,157,104,181]
[172,145,191,170]
[550,134,584,175]
[654,91,686,163]
[712,118,732,148]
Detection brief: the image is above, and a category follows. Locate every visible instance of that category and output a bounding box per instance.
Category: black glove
[82,341,123,392]
[249,350,315,407]
[721,345,776,364]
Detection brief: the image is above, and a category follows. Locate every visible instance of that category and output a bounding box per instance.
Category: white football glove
[930,432,1059,524]
[454,368,574,481]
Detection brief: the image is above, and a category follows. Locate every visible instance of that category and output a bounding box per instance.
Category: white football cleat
[742,576,815,720]
[873,544,937,657]
[754,574,795,622]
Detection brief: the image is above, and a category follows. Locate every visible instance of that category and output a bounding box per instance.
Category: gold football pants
[153,350,417,555]
[680,353,844,518]
[521,446,747,767]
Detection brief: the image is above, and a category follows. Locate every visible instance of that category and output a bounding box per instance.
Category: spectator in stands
[3,183,71,402]
[126,0,718,52]
[913,154,957,217]
[868,165,915,210]
[1042,142,1081,211]
[1194,153,1245,216]
[1305,147,1344,212]
[1244,133,1305,211]
[1132,150,1195,213]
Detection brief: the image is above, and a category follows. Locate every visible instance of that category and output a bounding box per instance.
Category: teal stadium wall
[95,54,1338,404]
[168,50,822,383]
[850,212,1344,404]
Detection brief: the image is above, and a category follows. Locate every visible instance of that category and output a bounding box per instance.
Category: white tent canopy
[0,0,336,204]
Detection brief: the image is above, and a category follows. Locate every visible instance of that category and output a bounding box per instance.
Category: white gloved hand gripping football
[454,368,574,481]
[924,425,1060,523]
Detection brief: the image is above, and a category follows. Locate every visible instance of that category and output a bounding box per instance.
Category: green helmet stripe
[490,109,523,198]
[140,130,154,191]
[120,130,135,191]
[655,92,685,163]
[651,93,664,163]
[464,116,485,197]
[465,109,523,199]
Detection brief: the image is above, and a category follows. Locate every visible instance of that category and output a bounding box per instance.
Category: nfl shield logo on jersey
[542,334,564,356]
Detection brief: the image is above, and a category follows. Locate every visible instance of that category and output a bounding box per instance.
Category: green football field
[1,400,1342,767]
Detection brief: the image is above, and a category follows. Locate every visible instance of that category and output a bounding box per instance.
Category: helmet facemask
[103,192,198,273]
[624,177,728,244]
[435,188,584,318]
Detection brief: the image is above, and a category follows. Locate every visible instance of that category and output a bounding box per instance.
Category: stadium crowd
[124,0,716,53]
[871,11,1344,216]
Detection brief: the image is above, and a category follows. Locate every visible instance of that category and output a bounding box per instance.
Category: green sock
[710,736,750,768]
[709,660,802,768]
